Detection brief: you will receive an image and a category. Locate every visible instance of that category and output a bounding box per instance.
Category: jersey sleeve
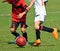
[7,0,12,4]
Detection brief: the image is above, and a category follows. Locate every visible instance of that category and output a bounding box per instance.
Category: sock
[36,29,40,39]
[39,26,54,33]
[23,32,28,41]
[11,31,20,37]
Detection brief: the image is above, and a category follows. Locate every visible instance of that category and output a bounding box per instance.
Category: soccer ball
[16,36,26,47]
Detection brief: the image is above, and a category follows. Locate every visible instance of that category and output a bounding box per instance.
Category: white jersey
[34,0,46,15]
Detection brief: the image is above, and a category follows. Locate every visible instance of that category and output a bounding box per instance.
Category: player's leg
[33,14,46,46]
[34,21,41,46]
[39,26,58,40]
[10,21,20,37]
[21,22,28,42]
[37,14,58,40]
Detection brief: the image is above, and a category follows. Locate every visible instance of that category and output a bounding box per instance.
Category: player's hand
[26,6,30,11]
[18,13,24,19]
[18,10,28,19]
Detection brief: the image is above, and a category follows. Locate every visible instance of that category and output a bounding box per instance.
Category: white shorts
[34,14,46,22]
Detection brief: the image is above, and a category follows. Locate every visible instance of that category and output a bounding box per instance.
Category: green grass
[0,0,60,51]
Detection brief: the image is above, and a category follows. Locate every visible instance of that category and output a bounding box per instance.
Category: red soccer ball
[16,36,26,47]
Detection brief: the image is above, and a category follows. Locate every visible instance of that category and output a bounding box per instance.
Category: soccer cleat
[26,41,28,45]
[52,28,58,40]
[33,39,41,46]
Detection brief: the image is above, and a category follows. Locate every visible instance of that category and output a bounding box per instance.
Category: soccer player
[20,0,58,46]
[2,0,28,43]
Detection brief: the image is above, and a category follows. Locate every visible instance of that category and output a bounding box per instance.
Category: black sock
[23,32,28,41]
[11,31,20,37]
[39,26,54,33]
[36,29,40,39]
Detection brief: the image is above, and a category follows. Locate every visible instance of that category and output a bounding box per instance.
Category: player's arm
[18,10,28,19]
[26,0,34,11]
[20,0,34,14]
[2,0,7,3]
[18,0,28,19]
[21,0,34,14]
[18,0,34,19]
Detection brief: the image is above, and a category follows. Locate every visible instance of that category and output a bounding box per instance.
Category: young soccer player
[19,0,58,46]
[2,0,28,43]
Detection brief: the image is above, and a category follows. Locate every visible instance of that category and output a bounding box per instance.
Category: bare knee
[21,28,25,33]
[34,21,40,30]
[10,28,15,33]
[34,25,39,30]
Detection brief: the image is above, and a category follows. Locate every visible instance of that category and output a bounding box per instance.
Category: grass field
[0,0,60,51]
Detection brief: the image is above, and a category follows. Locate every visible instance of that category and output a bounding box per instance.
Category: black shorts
[11,21,28,30]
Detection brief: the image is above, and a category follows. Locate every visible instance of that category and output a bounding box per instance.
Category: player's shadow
[28,42,35,46]
[7,41,15,44]
[40,44,55,47]
[7,42,26,48]
[28,42,55,47]
[58,29,60,32]
[16,46,25,48]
